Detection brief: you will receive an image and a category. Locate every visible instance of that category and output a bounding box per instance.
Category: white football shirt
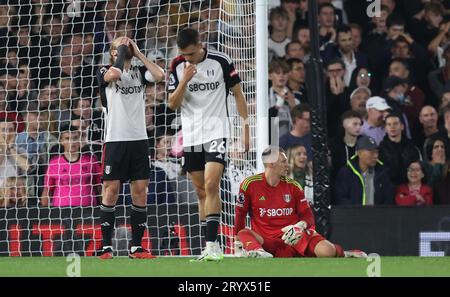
[167,49,241,147]
[97,65,154,142]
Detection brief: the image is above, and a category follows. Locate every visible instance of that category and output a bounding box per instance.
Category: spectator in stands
[0,82,24,133]
[147,49,166,70]
[423,135,449,189]
[395,160,433,206]
[287,144,313,204]
[0,119,29,187]
[435,170,450,205]
[294,25,311,61]
[388,59,425,129]
[286,58,307,103]
[409,1,445,49]
[349,86,371,118]
[334,135,394,205]
[268,58,300,138]
[361,96,391,145]
[0,176,27,208]
[388,35,428,89]
[268,7,291,59]
[41,125,101,207]
[428,42,450,101]
[362,4,389,89]
[413,105,440,153]
[348,67,372,92]
[41,14,65,61]
[331,110,363,179]
[227,138,256,197]
[438,103,450,147]
[325,58,349,139]
[381,0,397,15]
[71,97,104,158]
[146,81,177,136]
[8,24,52,85]
[69,114,89,150]
[94,0,127,54]
[349,23,363,51]
[280,0,301,39]
[318,3,337,47]
[428,21,450,68]
[15,110,56,197]
[379,112,422,186]
[440,91,450,112]
[382,76,413,138]
[284,41,305,61]
[279,103,312,159]
[322,25,368,86]
[153,133,181,180]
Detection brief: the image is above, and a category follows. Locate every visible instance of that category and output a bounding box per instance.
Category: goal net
[0,0,257,256]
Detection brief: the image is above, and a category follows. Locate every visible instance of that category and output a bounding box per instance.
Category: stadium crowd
[0,0,449,209]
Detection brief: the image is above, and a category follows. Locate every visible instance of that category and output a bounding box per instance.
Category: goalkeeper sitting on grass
[234,146,366,258]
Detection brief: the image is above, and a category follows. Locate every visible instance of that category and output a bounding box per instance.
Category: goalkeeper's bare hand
[281,221,307,246]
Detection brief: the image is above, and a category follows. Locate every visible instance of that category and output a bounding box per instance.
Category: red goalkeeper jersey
[235,173,315,239]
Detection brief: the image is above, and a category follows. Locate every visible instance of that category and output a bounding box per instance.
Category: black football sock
[205,214,220,242]
[100,203,116,248]
[130,204,147,248]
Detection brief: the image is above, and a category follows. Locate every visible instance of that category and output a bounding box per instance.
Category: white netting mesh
[0,0,257,256]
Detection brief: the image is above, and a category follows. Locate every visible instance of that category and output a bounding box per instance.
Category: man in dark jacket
[379,112,422,186]
[334,136,395,205]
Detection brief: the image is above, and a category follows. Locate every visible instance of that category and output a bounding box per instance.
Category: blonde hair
[286,145,312,178]
[109,37,129,64]
[0,176,28,207]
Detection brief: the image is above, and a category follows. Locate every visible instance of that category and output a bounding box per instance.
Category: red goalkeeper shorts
[262,229,326,258]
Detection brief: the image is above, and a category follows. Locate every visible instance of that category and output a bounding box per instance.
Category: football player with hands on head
[96,36,165,259]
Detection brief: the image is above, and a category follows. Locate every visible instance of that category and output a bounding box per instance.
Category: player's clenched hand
[281,221,307,246]
[183,62,197,82]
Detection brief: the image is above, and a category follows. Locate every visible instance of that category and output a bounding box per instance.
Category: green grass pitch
[1,257,449,277]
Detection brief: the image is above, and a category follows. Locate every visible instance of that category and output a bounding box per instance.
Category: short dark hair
[177,28,200,49]
[291,103,311,120]
[348,23,362,34]
[269,6,289,21]
[336,24,352,39]
[319,3,335,14]
[340,110,362,124]
[384,111,404,124]
[269,58,290,74]
[286,57,303,70]
[285,40,302,55]
[387,14,405,29]
[390,58,410,71]
[424,2,445,16]
[440,103,450,117]
[326,57,345,70]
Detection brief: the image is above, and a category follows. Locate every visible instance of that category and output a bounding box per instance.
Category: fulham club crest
[283,194,291,203]
[105,166,112,175]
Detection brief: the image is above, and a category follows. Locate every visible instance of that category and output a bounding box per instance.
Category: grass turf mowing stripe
[0,257,449,277]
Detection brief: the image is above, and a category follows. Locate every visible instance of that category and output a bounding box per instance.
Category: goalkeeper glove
[281,221,307,246]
